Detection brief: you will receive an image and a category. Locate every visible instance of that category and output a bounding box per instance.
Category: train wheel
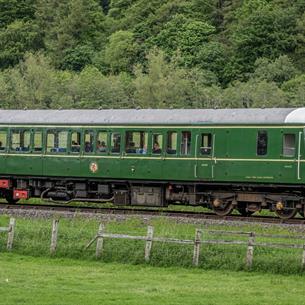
[275,200,297,219]
[5,191,19,204]
[212,199,233,216]
[275,208,297,219]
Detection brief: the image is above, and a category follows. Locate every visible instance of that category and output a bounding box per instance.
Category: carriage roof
[0,108,304,125]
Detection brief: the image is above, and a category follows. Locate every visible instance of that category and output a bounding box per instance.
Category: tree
[226,0,297,81]
[0,53,62,109]
[295,12,305,70]
[104,30,138,73]
[282,74,305,106]
[0,71,10,108]
[0,0,36,28]
[151,14,215,67]
[61,45,95,71]
[133,49,220,108]
[0,21,43,69]
[36,0,106,69]
[223,79,288,108]
[65,66,134,108]
[251,56,299,86]
[196,41,227,84]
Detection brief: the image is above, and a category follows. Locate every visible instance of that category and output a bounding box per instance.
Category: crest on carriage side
[89,162,98,173]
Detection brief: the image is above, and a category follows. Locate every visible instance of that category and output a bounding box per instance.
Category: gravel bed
[1,207,305,233]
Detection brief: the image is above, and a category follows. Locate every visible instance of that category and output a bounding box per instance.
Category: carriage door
[195,131,215,180]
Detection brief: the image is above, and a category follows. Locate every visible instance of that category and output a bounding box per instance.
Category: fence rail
[85,223,305,269]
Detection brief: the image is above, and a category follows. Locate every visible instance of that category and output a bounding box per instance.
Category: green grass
[0,215,305,275]
[0,253,304,305]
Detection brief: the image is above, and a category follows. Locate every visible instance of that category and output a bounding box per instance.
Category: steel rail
[1,202,305,225]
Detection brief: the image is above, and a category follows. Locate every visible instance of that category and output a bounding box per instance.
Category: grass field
[0,253,305,305]
[0,214,305,274]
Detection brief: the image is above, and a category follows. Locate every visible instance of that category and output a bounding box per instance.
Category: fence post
[96,223,105,259]
[246,232,255,269]
[145,226,154,262]
[302,244,305,270]
[6,218,16,250]
[193,229,202,267]
[50,219,59,255]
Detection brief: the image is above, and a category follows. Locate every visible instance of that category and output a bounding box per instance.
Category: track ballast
[1,202,305,225]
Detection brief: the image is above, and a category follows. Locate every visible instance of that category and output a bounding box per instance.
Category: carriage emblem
[89,162,98,173]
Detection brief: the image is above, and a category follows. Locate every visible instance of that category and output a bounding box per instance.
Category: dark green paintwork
[0,124,304,185]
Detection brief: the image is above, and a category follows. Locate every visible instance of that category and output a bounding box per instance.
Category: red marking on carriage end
[13,190,28,199]
[0,179,10,189]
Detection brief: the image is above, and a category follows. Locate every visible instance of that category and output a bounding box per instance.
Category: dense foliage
[0,0,304,109]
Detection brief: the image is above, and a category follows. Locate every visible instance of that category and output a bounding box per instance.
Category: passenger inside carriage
[137,144,147,154]
[97,140,107,152]
[0,141,3,151]
[85,141,93,153]
[153,142,161,154]
[126,142,136,153]
[71,141,80,152]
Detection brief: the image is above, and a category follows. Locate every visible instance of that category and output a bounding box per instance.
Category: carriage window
[125,131,147,154]
[33,131,43,152]
[283,134,295,157]
[200,133,212,155]
[181,131,191,155]
[0,131,7,152]
[71,131,81,153]
[152,134,163,154]
[111,132,121,153]
[10,130,31,152]
[166,131,177,154]
[84,131,94,153]
[97,131,107,153]
[46,130,68,153]
[257,130,268,156]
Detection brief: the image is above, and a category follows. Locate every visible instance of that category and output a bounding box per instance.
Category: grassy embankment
[0,215,304,274]
[0,253,304,305]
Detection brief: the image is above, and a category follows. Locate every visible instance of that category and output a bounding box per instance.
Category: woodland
[0,0,304,109]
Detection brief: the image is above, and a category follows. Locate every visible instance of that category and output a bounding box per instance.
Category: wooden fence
[2,218,305,270]
[0,218,16,250]
[85,223,305,269]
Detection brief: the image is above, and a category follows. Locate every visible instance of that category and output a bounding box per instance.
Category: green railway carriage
[0,108,305,219]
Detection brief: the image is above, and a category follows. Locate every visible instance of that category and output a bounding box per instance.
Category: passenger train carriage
[0,108,305,219]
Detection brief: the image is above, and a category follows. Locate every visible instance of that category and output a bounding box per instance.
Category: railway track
[1,202,305,225]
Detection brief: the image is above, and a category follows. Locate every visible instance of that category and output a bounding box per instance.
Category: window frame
[9,128,32,154]
[46,129,69,154]
[0,129,8,153]
[33,129,44,153]
[96,130,108,154]
[69,130,82,154]
[282,133,296,157]
[199,133,213,156]
[110,131,122,154]
[180,131,192,156]
[152,132,164,155]
[125,130,148,155]
[256,130,268,156]
[83,130,95,155]
[166,130,178,155]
